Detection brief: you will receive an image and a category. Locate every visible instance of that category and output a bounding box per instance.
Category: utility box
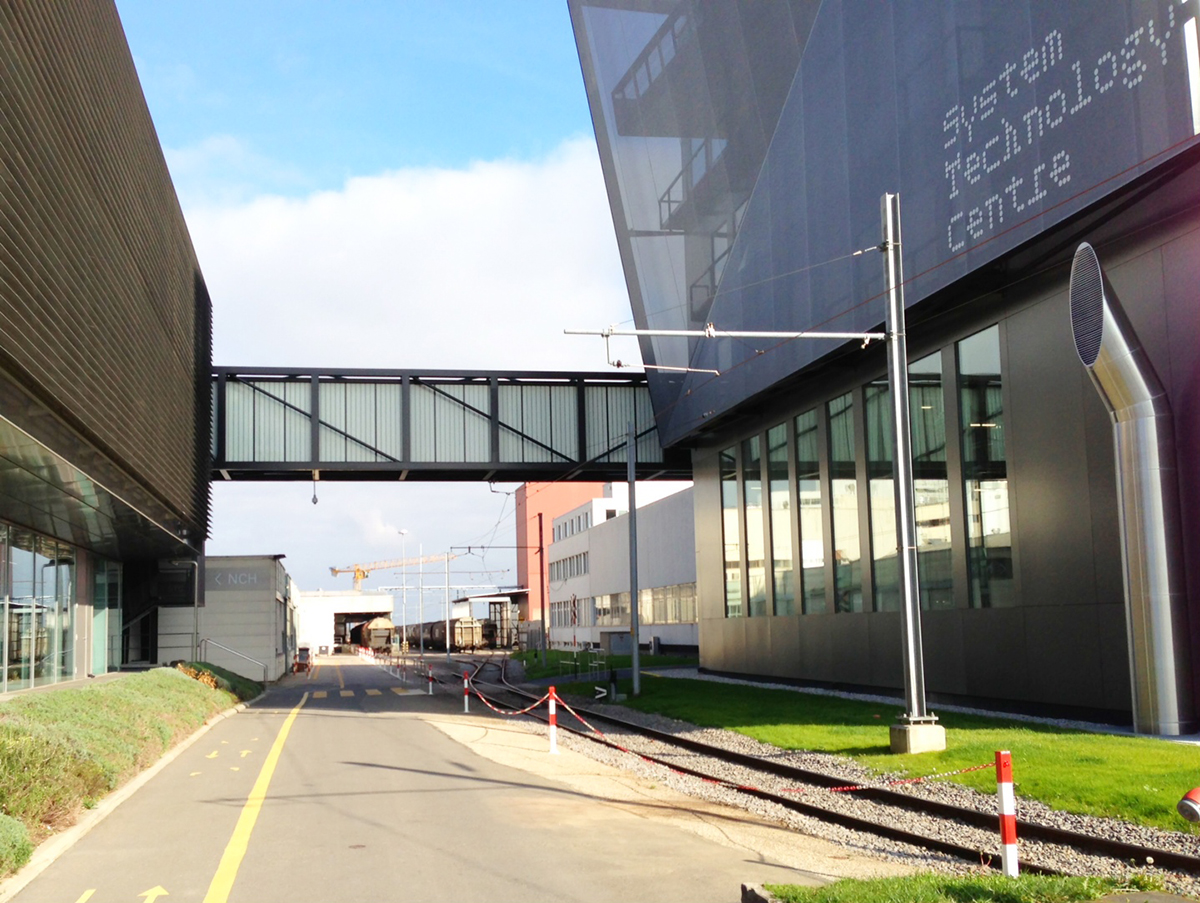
[601,631,632,655]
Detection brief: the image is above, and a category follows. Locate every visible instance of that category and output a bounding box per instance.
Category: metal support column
[628,421,641,697]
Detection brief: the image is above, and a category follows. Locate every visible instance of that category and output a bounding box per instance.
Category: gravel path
[492,676,1200,897]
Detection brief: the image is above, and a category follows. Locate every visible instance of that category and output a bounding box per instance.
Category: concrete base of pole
[889,722,947,754]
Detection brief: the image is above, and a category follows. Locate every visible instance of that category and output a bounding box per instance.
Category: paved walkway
[3,656,911,903]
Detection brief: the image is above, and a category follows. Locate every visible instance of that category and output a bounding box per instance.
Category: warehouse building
[570,0,1200,731]
[0,3,211,692]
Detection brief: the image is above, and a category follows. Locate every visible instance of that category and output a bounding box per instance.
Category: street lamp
[398,529,408,648]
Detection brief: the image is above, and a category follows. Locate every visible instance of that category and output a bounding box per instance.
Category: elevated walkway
[211,367,690,482]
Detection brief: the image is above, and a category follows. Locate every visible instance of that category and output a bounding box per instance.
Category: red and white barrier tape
[781,761,994,795]
[471,688,551,717]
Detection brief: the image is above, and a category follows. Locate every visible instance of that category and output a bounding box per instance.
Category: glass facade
[720,446,742,617]
[1,525,98,693]
[959,326,1013,608]
[828,393,862,613]
[795,409,824,614]
[742,436,766,617]
[767,423,794,615]
[717,335,1010,621]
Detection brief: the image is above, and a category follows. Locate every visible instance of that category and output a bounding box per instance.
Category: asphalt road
[8,656,828,903]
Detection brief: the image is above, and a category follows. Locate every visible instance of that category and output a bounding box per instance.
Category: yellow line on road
[340,689,354,697]
[73,891,95,903]
[313,690,327,699]
[202,693,308,903]
[365,688,381,696]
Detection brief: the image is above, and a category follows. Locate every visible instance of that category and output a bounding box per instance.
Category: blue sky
[112,2,651,601]
[117,1,594,199]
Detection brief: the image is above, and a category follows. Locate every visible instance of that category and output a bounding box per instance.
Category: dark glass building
[570,0,1200,730]
[0,2,211,689]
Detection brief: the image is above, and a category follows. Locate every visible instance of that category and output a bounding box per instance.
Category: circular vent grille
[1069,243,1105,367]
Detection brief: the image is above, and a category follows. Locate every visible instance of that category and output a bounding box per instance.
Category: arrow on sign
[139,887,169,903]
[594,686,607,700]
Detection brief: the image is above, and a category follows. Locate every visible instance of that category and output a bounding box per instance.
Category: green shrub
[0,668,238,876]
[0,813,32,875]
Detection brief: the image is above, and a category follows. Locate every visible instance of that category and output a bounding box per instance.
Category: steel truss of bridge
[211,367,691,483]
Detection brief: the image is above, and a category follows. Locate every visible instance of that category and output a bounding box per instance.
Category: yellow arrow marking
[339,690,354,697]
[365,688,381,696]
[313,691,327,699]
[139,886,169,903]
[205,751,219,759]
[190,772,202,777]
[230,767,240,772]
[73,891,96,903]
[240,750,250,758]
[202,693,307,903]
[220,740,228,745]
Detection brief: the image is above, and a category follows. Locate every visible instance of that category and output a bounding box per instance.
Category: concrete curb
[0,689,266,903]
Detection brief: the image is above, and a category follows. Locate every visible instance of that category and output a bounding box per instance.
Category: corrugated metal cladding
[498,384,577,463]
[0,2,211,537]
[410,383,489,462]
[319,381,402,462]
[585,385,659,464]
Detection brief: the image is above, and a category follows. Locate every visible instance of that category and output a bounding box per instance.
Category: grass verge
[764,873,1162,903]
[512,648,697,681]
[575,675,1200,834]
[0,668,243,877]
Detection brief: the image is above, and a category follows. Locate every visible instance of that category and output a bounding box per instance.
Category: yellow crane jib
[329,552,458,591]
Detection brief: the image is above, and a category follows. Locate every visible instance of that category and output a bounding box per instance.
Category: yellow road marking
[221,740,228,745]
[390,687,408,695]
[240,750,251,757]
[335,663,344,689]
[313,690,327,699]
[190,772,201,777]
[202,692,308,903]
[205,751,219,759]
[365,688,381,696]
[340,690,354,697]
[230,767,240,771]
[73,890,95,903]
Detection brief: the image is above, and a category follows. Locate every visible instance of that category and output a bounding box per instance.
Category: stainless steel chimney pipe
[1069,242,1194,735]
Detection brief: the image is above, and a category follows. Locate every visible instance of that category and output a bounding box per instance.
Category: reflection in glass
[8,531,34,692]
[743,436,766,617]
[795,410,825,613]
[959,326,1013,607]
[720,447,743,617]
[828,394,862,612]
[865,381,898,612]
[767,424,794,615]
[909,353,953,609]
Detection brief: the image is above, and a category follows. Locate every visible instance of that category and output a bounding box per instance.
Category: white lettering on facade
[942,4,1177,252]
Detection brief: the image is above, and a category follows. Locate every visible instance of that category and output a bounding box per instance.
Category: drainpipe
[1069,242,1194,735]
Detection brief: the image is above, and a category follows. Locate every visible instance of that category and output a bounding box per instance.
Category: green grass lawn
[765,873,1162,903]
[511,648,697,681]
[581,675,1200,834]
[0,667,243,876]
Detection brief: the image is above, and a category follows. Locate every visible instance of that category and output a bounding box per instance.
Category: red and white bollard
[463,670,470,713]
[996,750,1018,877]
[427,664,433,696]
[548,686,559,755]
[1178,787,1200,822]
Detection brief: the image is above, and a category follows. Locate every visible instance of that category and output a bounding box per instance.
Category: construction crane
[330,552,457,591]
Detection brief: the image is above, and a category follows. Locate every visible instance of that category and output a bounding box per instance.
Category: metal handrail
[199,638,268,683]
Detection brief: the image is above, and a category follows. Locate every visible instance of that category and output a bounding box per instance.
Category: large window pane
[767,423,794,615]
[910,352,953,609]
[828,393,862,612]
[9,531,34,691]
[795,409,825,613]
[720,447,742,617]
[742,436,766,617]
[959,326,1014,608]
[865,381,899,612]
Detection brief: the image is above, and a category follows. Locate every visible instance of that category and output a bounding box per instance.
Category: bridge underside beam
[211,367,691,483]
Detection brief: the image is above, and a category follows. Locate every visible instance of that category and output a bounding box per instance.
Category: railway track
[451,655,1200,883]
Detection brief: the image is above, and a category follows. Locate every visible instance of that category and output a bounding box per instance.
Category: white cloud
[166,135,310,207]
[192,138,637,592]
[184,137,636,372]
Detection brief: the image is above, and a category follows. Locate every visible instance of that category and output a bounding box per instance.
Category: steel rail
[459,660,1200,878]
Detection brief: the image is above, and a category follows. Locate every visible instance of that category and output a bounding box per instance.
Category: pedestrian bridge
[211,367,690,482]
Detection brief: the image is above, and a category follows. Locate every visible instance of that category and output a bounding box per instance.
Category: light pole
[398,529,408,649]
